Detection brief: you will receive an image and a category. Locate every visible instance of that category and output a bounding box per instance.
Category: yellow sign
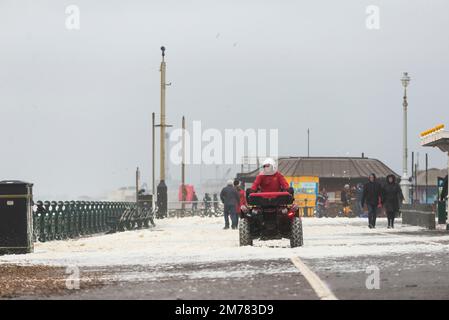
[420,124,445,137]
[285,176,319,208]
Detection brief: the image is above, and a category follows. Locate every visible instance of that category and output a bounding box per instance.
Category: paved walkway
[1,217,449,299]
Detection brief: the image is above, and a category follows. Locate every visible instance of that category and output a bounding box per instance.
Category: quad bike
[239,191,304,248]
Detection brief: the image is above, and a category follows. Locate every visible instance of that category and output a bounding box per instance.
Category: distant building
[412,168,447,204]
[107,186,136,202]
[237,156,399,205]
[77,195,96,201]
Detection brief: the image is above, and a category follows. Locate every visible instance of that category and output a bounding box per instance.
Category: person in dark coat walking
[316,188,328,218]
[203,193,212,212]
[341,184,350,207]
[382,174,404,229]
[220,180,240,229]
[361,173,383,229]
[441,175,448,202]
[340,184,352,217]
[233,180,246,227]
[192,192,198,211]
[355,183,364,217]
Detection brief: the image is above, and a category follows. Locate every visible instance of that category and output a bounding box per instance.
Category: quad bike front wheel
[239,217,253,246]
[290,216,304,248]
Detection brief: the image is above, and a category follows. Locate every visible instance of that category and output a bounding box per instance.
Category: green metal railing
[32,200,154,243]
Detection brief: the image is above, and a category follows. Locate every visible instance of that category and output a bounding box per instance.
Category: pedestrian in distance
[316,188,328,218]
[382,174,404,229]
[234,180,247,227]
[203,193,212,216]
[340,184,352,217]
[361,173,383,229]
[355,183,364,217]
[441,175,448,202]
[192,191,198,212]
[220,180,240,230]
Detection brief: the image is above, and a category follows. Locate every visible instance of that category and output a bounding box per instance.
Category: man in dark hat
[361,173,383,228]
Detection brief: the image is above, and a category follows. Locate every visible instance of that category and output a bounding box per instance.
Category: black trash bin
[0,180,34,255]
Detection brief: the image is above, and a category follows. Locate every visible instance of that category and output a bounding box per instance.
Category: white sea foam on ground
[1,217,448,268]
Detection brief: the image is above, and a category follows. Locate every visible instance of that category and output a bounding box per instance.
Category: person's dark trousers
[367,204,378,228]
[386,211,396,228]
[224,204,235,228]
[227,205,237,229]
[231,209,239,229]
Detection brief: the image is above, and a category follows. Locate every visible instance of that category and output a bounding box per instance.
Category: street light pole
[152,112,155,195]
[307,128,310,157]
[156,46,169,218]
[136,166,140,203]
[181,116,186,214]
[425,153,428,204]
[400,72,411,204]
[160,47,167,183]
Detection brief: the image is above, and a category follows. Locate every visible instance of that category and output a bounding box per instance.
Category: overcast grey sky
[1,0,448,199]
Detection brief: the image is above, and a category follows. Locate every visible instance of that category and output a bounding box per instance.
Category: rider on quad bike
[250,158,290,193]
[239,158,303,248]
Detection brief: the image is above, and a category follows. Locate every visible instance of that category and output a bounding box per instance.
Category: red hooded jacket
[251,171,290,193]
[236,188,247,213]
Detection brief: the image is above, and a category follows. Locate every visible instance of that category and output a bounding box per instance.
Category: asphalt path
[3,217,449,300]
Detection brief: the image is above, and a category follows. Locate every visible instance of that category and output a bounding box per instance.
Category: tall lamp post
[152,112,155,195]
[307,128,310,157]
[181,116,186,215]
[400,72,411,204]
[156,46,170,218]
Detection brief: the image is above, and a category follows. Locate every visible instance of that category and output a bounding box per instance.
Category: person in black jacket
[382,174,404,229]
[340,184,352,217]
[341,184,350,206]
[192,192,198,211]
[355,183,364,217]
[441,175,448,202]
[361,173,383,229]
[220,180,240,230]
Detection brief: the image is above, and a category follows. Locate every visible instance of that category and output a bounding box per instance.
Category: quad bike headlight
[281,208,288,214]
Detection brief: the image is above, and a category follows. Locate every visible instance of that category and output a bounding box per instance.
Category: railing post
[86,201,93,234]
[50,201,58,240]
[75,201,81,236]
[43,201,51,241]
[79,201,86,236]
[63,201,72,238]
[69,201,77,238]
[57,201,65,240]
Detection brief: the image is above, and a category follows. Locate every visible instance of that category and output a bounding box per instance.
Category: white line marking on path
[291,256,338,300]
